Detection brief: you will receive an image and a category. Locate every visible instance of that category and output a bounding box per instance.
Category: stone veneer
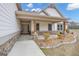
[0,32,20,56]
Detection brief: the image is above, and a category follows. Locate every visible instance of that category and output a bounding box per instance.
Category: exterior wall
[0,3,20,55]
[39,22,48,31]
[36,21,56,31]
[52,23,57,31]
[35,21,65,32]
[44,8,62,17]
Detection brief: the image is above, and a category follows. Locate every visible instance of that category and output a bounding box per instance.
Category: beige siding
[52,24,55,31]
[39,22,48,31]
[36,21,57,31]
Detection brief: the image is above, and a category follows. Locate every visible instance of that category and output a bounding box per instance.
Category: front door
[21,23,30,34]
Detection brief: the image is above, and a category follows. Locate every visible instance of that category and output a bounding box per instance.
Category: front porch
[16,11,68,35]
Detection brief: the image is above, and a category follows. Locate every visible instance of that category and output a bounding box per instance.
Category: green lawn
[36,29,79,56]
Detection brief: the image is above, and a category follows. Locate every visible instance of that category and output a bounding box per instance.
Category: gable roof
[54,5,64,17]
[16,3,65,18]
[16,3,68,22]
[39,4,64,18]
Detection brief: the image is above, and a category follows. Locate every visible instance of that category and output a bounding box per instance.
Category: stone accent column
[63,21,68,33]
[31,20,35,35]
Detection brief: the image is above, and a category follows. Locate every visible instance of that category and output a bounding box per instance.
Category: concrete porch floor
[8,35,45,56]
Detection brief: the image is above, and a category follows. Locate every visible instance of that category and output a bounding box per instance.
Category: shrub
[43,32,50,40]
[57,32,64,39]
[57,32,61,36]
[66,29,69,33]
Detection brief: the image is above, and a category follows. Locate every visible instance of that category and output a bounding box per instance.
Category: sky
[56,3,79,22]
[20,3,49,12]
[20,3,79,22]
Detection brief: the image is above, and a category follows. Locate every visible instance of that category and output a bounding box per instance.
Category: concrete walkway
[8,35,45,56]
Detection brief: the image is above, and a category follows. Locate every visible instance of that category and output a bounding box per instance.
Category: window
[36,23,39,31]
[48,24,52,31]
[57,24,63,31]
[61,25,62,30]
[57,25,60,30]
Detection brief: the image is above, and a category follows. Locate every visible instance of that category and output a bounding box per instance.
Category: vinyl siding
[0,3,20,45]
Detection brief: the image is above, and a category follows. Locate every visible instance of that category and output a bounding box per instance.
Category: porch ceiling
[16,11,67,22]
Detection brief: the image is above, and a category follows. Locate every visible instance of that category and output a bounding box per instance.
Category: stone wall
[0,32,20,56]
